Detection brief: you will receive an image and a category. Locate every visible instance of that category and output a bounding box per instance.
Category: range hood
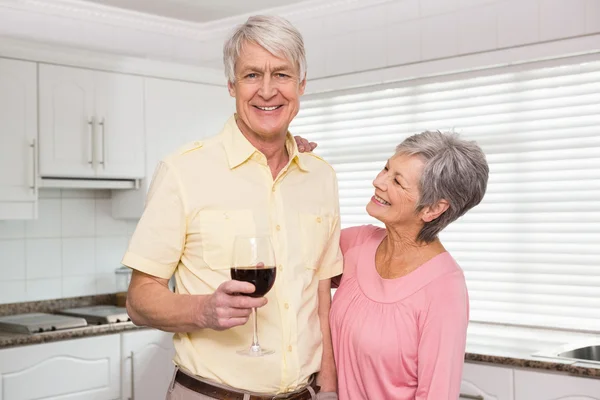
[40,177,141,190]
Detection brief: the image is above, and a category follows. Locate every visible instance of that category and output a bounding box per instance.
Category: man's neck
[235,119,290,179]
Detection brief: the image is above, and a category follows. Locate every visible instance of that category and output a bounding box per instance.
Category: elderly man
[122,15,341,400]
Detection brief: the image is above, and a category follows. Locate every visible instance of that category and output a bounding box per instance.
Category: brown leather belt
[174,370,319,400]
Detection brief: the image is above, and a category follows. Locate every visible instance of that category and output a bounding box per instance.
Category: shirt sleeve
[416,272,469,400]
[317,175,343,280]
[121,161,187,279]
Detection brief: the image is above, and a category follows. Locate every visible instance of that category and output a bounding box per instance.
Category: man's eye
[246,73,258,79]
[276,73,289,78]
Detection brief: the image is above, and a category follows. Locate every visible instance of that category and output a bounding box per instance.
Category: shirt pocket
[299,212,331,271]
[198,209,256,270]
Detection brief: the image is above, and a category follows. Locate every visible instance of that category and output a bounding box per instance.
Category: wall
[0,189,136,303]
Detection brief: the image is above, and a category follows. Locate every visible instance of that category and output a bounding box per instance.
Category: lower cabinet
[121,330,176,400]
[0,335,120,400]
[514,369,600,400]
[460,363,514,400]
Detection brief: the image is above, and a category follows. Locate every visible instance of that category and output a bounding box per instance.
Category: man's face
[228,41,306,141]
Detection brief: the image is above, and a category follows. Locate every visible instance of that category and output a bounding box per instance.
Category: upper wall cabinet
[0,58,38,220]
[39,64,145,179]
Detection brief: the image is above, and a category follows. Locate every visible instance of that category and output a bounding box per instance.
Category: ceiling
[83,0,310,23]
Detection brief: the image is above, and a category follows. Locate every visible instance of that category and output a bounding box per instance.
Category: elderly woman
[297,131,488,399]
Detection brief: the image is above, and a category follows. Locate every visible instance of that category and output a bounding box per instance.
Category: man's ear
[421,200,449,223]
[299,78,306,96]
[227,80,236,97]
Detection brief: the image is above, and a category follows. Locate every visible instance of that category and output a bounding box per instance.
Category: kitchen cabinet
[460,363,514,400]
[0,334,120,400]
[38,64,145,179]
[0,58,38,220]
[111,77,234,218]
[121,330,175,400]
[514,369,600,399]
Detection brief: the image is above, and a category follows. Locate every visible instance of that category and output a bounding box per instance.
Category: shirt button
[288,345,293,352]
[276,225,281,231]
[316,217,322,223]
[284,303,289,310]
[279,265,283,272]
[272,186,276,192]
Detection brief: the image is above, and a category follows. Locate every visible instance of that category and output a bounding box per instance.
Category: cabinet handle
[459,394,484,400]
[88,117,95,168]
[99,117,106,168]
[129,351,135,400]
[29,138,37,192]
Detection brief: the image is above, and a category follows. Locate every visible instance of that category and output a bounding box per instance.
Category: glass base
[236,345,274,357]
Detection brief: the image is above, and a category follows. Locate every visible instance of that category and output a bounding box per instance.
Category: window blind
[291,55,600,332]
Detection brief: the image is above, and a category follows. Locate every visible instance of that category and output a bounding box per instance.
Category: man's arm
[126,270,267,332]
[316,278,337,393]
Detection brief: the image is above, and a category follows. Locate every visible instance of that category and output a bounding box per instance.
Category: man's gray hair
[396,131,489,243]
[223,15,307,84]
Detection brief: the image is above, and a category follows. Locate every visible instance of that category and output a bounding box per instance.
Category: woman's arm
[415,273,469,400]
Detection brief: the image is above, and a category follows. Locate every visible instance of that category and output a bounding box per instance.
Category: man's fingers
[220,279,255,295]
[230,295,268,309]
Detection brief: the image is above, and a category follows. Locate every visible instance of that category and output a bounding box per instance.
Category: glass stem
[251,307,260,351]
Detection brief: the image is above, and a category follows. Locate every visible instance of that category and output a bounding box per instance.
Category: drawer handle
[460,394,484,400]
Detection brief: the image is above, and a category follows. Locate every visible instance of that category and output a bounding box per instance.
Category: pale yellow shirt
[122,115,343,394]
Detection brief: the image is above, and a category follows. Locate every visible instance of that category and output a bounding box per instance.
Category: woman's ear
[421,200,449,223]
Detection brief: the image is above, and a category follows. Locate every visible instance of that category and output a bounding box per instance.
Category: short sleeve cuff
[318,259,343,280]
[121,252,177,280]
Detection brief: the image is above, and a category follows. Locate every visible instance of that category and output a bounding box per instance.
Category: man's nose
[258,75,277,99]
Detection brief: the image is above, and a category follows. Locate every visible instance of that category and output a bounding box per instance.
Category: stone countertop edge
[465,352,600,378]
[0,321,148,349]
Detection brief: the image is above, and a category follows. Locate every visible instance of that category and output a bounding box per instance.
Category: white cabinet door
[514,369,600,400]
[94,71,145,179]
[0,58,38,220]
[460,363,514,400]
[39,64,96,178]
[121,330,176,400]
[39,64,145,180]
[0,335,120,400]
[111,77,234,219]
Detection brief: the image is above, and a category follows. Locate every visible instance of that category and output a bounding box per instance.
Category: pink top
[330,225,469,400]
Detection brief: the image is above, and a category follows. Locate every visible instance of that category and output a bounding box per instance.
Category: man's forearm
[316,279,337,393]
[126,273,206,332]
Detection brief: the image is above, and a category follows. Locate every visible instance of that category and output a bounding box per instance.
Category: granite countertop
[0,294,147,349]
[1,296,599,379]
[465,321,600,378]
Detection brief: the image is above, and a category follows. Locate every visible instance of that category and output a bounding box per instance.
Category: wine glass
[231,235,277,356]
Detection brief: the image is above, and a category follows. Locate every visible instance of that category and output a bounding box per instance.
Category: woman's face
[366,153,425,227]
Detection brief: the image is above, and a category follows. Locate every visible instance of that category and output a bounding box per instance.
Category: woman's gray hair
[223,15,307,84]
[396,131,489,243]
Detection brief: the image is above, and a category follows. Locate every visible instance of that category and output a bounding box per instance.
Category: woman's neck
[375,225,446,279]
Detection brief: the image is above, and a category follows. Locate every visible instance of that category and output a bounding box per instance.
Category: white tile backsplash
[0,281,27,304]
[62,275,97,298]
[61,198,95,237]
[420,0,459,17]
[26,278,62,301]
[95,199,132,236]
[0,189,135,304]
[62,238,95,276]
[25,199,61,238]
[0,220,25,239]
[26,238,62,279]
[0,239,26,281]
[95,236,130,275]
[0,240,26,281]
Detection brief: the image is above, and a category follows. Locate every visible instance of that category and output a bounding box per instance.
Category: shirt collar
[221,114,309,172]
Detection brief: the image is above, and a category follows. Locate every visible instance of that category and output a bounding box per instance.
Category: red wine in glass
[231,235,277,357]
[230,266,276,298]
